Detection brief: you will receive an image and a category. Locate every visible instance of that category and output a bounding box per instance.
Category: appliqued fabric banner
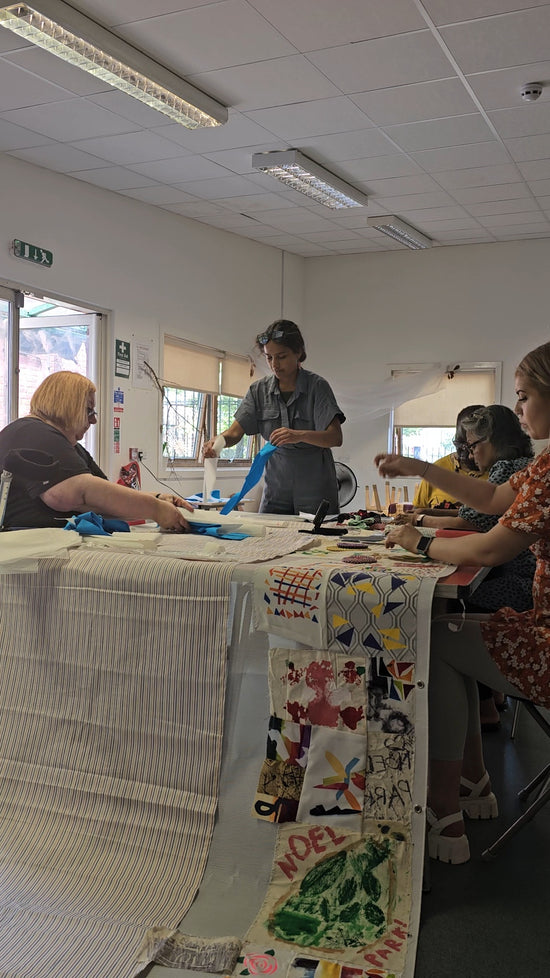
[246,821,412,973]
[326,569,437,662]
[252,565,332,647]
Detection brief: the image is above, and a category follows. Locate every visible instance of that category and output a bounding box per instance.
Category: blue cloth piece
[186,489,229,505]
[220,442,278,515]
[64,512,130,536]
[189,522,249,540]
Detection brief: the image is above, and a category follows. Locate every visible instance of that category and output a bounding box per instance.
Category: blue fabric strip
[220,442,278,515]
[64,512,130,536]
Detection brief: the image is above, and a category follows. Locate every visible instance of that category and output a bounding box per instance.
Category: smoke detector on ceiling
[520,82,543,102]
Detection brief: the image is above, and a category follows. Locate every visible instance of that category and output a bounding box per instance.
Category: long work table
[0,527,486,978]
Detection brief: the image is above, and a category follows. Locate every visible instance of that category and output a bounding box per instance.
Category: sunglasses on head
[257,326,299,345]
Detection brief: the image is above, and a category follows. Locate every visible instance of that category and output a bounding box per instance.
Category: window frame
[161,336,257,467]
[389,361,502,457]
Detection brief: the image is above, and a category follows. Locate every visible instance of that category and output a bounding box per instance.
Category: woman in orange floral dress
[374,340,550,865]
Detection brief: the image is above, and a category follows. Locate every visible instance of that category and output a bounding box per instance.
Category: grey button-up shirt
[235,368,345,515]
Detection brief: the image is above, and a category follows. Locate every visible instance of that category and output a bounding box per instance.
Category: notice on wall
[133,341,153,389]
[115,339,130,378]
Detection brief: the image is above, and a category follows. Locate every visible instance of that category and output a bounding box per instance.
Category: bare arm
[203,420,245,458]
[394,512,474,529]
[270,417,343,448]
[385,520,537,566]
[375,453,516,515]
[41,474,191,532]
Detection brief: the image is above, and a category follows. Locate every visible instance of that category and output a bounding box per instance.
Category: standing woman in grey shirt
[203,320,345,515]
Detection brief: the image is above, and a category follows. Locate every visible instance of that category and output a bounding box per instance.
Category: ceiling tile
[423,0,550,26]
[69,167,159,191]
[451,182,530,204]
[308,32,454,93]
[479,211,548,227]
[149,113,275,152]
[467,62,550,112]
[386,114,493,153]
[128,157,231,183]
[5,47,110,96]
[374,191,455,211]
[120,185,198,204]
[247,0,425,50]
[465,197,541,217]
[518,160,550,181]
[171,174,265,197]
[365,174,443,196]
[1,99,138,142]
[489,103,550,140]
[412,140,510,171]
[505,133,550,162]
[214,193,295,213]
[71,131,191,166]
[70,0,214,25]
[0,118,53,151]
[0,60,75,112]
[337,155,422,180]
[117,0,296,74]
[9,143,107,172]
[433,163,523,189]
[245,97,371,140]
[441,8,550,74]
[88,91,179,129]
[528,179,550,197]
[352,77,477,126]
[189,58,340,113]
[202,145,280,175]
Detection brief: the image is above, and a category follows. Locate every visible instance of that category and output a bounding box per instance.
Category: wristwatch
[416,513,424,526]
[416,534,433,557]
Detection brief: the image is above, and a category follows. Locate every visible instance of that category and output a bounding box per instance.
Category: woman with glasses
[0,371,192,531]
[203,320,345,515]
[394,404,536,729]
[412,404,486,512]
[395,406,535,611]
[374,339,550,864]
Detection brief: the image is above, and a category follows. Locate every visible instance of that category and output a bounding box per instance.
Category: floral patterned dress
[480,451,550,707]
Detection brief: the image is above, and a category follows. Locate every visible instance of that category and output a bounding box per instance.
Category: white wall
[0,153,304,495]
[1,151,549,508]
[303,242,550,503]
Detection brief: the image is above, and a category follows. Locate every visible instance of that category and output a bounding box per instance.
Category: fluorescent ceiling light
[367,216,432,249]
[252,150,368,210]
[0,0,227,128]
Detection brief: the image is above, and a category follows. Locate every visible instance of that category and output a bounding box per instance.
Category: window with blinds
[162,336,256,464]
[392,364,500,462]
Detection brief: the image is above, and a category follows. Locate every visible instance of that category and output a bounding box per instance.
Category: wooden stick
[385,481,391,508]
[403,486,409,503]
[372,484,382,512]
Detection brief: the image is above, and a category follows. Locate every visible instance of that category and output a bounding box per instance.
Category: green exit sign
[12,238,53,268]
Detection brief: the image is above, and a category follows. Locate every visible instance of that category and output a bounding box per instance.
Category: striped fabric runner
[0,550,235,978]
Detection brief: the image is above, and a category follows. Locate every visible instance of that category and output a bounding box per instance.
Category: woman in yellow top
[413,404,487,510]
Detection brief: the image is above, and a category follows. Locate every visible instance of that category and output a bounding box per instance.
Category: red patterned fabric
[480,451,550,706]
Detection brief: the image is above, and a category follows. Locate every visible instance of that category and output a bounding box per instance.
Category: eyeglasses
[87,408,98,419]
[467,437,486,453]
[257,326,299,345]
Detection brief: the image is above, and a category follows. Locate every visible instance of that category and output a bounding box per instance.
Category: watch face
[416,534,431,554]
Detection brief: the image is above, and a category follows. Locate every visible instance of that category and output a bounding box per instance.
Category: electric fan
[334,461,358,509]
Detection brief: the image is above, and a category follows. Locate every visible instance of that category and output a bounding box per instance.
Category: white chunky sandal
[460,771,499,820]
[427,808,470,864]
